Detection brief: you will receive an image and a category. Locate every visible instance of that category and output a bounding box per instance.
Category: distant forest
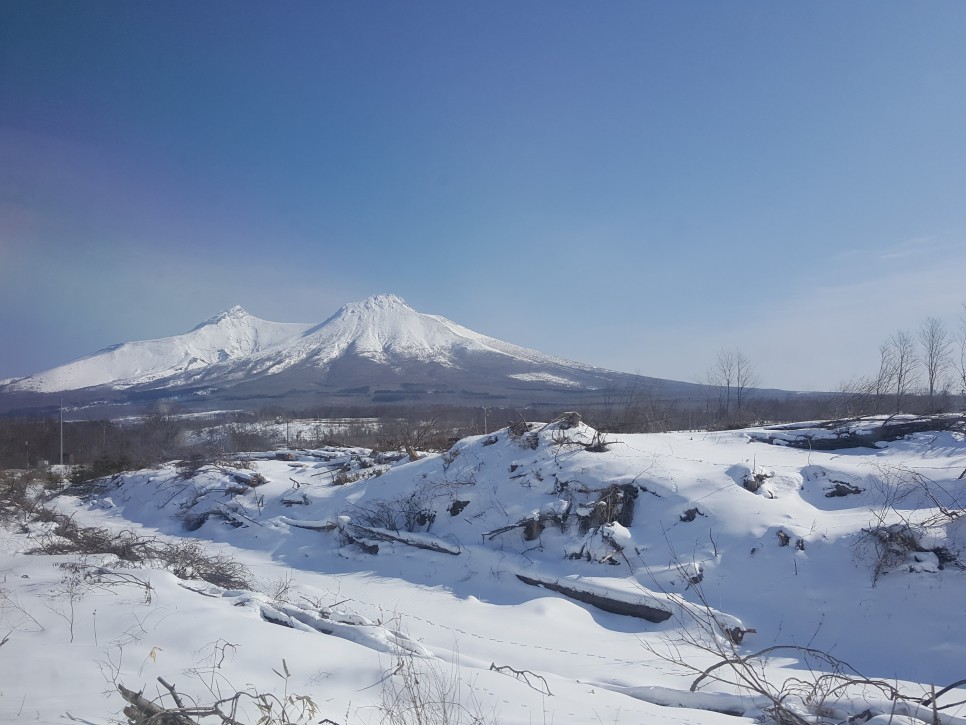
[0,384,959,472]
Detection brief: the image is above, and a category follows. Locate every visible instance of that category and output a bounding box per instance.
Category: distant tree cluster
[706,347,759,426]
[0,405,484,470]
[0,411,203,471]
[837,307,966,416]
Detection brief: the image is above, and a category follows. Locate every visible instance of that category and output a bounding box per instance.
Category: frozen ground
[2,416,965,724]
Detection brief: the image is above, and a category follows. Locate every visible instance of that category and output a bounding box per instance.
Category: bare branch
[489,663,553,696]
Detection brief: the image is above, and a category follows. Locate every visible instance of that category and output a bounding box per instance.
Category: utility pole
[60,398,64,467]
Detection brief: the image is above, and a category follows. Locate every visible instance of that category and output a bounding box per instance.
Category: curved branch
[689,645,862,693]
[921,678,966,707]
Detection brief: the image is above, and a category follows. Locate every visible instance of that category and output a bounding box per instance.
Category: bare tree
[884,330,919,413]
[874,342,897,413]
[834,376,878,417]
[707,349,735,421]
[733,349,758,415]
[835,344,899,417]
[919,316,952,411]
[956,303,966,398]
[708,348,758,422]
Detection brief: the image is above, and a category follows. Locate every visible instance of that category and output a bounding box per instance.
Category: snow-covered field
[183,417,387,449]
[3,416,965,724]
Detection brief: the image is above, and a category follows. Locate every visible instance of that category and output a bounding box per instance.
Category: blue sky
[3,2,966,392]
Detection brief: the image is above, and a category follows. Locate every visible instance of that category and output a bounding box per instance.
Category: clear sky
[3,1,966,392]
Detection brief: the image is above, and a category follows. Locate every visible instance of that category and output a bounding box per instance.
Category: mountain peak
[194,305,252,330]
[347,294,411,313]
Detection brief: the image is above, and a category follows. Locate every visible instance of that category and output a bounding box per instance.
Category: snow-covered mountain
[205,294,615,390]
[6,306,313,393]
[1,294,703,412]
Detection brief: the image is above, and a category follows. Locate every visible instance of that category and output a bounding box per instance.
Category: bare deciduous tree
[919,317,952,411]
[708,348,758,422]
[875,342,897,413]
[733,350,758,415]
[956,303,966,397]
[707,349,735,420]
[884,330,919,413]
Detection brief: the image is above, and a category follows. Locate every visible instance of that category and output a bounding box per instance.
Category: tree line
[699,308,966,426]
[837,309,966,416]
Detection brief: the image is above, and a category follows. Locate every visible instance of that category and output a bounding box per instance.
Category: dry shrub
[577,483,637,534]
[161,540,252,590]
[32,520,155,562]
[27,509,252,590]
[380,653,488,725]
[0,471,40,525]
[853,464,965,585]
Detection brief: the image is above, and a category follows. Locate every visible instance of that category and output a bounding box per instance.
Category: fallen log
[483,521,529,539]
[277,516,339,532]
[515,573,672,623]
[345,523,461,555]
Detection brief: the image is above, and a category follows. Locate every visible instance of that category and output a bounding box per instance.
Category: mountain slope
[8,306,312,393]
[213,294,607,384]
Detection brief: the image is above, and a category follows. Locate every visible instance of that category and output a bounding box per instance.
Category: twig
[490,663,553,696]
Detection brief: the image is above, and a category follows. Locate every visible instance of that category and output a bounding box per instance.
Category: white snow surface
[507,372,582,386]
[4,420,966,724]
[5,294,611,393]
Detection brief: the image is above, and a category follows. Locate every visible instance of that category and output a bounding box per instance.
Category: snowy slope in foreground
[4,419,966,723]
[9,306,312,392]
